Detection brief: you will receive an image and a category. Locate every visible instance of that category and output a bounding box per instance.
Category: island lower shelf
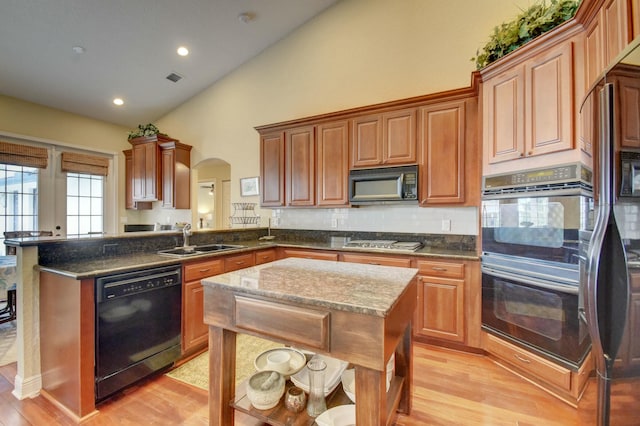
[232,376,405,426]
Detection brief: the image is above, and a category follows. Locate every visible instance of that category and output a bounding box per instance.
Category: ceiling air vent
[166,72,183,83]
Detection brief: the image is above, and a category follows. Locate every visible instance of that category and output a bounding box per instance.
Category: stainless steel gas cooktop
[342,240,423,253]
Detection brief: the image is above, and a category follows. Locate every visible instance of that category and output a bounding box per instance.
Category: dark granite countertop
[202,257,419,317]
[28,227,478,280]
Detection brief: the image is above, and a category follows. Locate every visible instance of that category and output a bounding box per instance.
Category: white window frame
[0,132,118,237]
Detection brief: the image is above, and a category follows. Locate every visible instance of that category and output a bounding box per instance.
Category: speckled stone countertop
[201,257,418,317]
[31,227,478,279]
[37,241,275,279]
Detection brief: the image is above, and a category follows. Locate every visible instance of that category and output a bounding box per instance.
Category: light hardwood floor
[0,343,583,425]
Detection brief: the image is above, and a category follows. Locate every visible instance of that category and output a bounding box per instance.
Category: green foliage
[127,123,163,140]
[472,0,580,70]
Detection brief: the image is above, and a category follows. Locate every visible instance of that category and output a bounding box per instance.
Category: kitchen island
[201,257,418,426]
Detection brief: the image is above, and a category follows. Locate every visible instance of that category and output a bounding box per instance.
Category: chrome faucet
[182,223,192,247]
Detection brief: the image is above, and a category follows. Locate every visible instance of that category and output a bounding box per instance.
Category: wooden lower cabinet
[223,252,255,272]
[254,248,277,265]
[413,259,481,348]
[279,247,339,261]
[483,331,593,406]
[182,258,224,354]
[342,253,412,267]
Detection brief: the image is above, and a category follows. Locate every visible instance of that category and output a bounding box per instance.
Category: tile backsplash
[271,205,478,235]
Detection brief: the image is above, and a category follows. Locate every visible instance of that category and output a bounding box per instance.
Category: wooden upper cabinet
[260,132,285,207]
[317,121,349,206]
[603,0,631,66]
[129,136,162,202]
[286,126,316,206]
[584,0,632,88]
[484,41,574,165]
[159,141,191,209]
[484,65,526,163]
[123,149,152,210]
[351,108,416,168]
[383,108,417,165]
[525,42,574,157]
[419,100,466,205]
[351,115,382,167]
[585,11,605,88]
[579,88,597,156]
[611,67,640,149]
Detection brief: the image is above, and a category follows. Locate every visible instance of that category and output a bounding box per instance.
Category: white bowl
[315,404,356,426]
[254,347,307,379]
[340,369,356,403]
[246,370,285,410]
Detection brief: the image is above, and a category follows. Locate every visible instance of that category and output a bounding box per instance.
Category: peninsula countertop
[201,257,418,317]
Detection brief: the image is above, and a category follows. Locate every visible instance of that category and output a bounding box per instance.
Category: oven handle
[482,266,579,295]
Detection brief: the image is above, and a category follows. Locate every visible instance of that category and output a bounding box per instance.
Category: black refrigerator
[579,38,640,426]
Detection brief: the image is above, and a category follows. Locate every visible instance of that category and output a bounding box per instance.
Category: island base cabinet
[202,260,417,426]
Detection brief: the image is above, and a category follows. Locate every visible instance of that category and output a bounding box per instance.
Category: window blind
[61,151,110,176]
[0,141,48,168]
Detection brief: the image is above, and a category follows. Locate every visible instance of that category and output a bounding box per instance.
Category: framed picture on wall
[240,176,260,197]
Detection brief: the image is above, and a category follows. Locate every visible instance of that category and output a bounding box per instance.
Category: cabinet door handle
[514,354,531,364]
[199,268,212,273]
[431,267,447,271]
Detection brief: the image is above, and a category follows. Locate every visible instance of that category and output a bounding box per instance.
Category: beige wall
[0,0,531,230]
[0,94,131,231]
[156,0,530,222]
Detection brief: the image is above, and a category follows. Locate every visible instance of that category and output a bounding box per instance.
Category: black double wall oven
[481,163,594,370]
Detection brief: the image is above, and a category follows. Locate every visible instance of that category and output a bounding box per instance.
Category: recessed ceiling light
[113,98,124,106]
[177,46,189,56]
[72,45,86,54]
[238,12,255,23]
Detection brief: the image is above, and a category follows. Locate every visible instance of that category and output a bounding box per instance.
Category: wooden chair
[1,231,52,323]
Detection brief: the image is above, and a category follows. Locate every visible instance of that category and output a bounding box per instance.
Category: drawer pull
[514,354,531,364]
[236,261,245,265]
[199,268,212,273]
[431,267,447,271]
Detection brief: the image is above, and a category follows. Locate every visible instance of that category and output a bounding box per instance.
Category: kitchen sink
[192,244,246,252]
[157,244,246,257]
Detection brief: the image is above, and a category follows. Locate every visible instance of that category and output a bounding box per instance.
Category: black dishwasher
[95,264,182,401]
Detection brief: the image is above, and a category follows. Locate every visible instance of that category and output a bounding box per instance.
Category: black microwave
[620,151,640,198]
[348,165,418,205]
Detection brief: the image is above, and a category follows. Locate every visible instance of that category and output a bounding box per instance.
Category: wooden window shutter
[0,141,48,168]
[61,152,110,176]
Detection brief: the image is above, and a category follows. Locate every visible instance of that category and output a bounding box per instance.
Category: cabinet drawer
[484,333,571,391]
[255,248,277,265]
[342,253,411,268]
[234,296,330,350]
[224,253,255,272]
[282,249,339,261]
[415,259,464,278]
[184,259,224,282]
